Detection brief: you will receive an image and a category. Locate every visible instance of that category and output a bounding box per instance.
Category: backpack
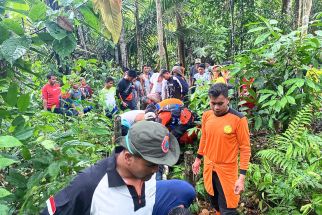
[174,75,189,96]
[158,106,194,126]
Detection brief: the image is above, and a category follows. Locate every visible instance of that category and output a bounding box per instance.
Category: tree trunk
[135,0,143,71]
[184,151,195,185]
[301,0,312,36]
[229,0,235,62]
[163,32,169,70]
[282,0,292,15]
[294,0,302,29]
[114,45,120,65]
[155,0,167,68]
[77,26,88,57]
[240,0,244,52]
[176,6,185,69]
[119,23,128,68]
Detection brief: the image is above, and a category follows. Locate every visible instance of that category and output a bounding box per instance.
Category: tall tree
[293,0,313,35]
[282,0,292,15]
[156,0,167,68]
[294,0,302,29]
[135,0,143,71]
[119,22,128,68]
[229,0,235,61]
[301,0,313,36]
[175,4,185,69]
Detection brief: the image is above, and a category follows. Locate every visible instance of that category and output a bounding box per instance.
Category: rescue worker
[192,83,251,215]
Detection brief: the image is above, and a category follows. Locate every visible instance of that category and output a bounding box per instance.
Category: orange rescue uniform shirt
[197,109,251,208]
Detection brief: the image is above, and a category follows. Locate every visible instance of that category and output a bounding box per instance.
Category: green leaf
[62,140,94,147]
[247,26,267,33]
[90,127,109,135]
[0,188,12,198]
[258,89,276,94]
[254,116,262,131]
[45,21,67,40]
[315,30,322,36]
[79,6,100,32]
[0,135,22,148]
[286,85,298,95]
[277,85,283,96]
[0,109,10,118]
[28,1,47,22]
[254,32,271,45]
[280,97,288,108]
[37,32,55,44]
[12,115,25,127]
[283,78,303,86]
[269,19,278,25]
[0,36,31,64]
[258,94,271,103]
[306,79,317,90]
[0,204,9,214]
[0,25,10,44]
[286,96,296,105]
[0,157,18,169]
[93,0,122,43]
[52,34,76,58]
[296,80,305,88]
[47,162,60,178]
[262,99,276,108]
[14,127,34,140]
[263,173,272,184]
[6,83,18,106]
[6,169,27,188]
[2,18,24,36]
[17,93,30,111]
[21,146,31,160]
[40,139,56,150]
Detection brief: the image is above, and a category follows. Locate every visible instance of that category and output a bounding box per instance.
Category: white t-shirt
[193,72,211,85]
[150,73,160,84]
[120,110,145,125]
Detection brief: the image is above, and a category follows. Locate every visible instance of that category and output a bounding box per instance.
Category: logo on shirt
[161,135,170,153]
[224,125,232,134]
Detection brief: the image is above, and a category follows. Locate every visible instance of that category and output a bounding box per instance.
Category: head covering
[171,66,183,77]
[147,93,161,103]
[118,121,180,166]
[194,58,201,64]
[144,112,157,121]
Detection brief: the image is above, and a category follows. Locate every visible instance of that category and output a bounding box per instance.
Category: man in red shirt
[42,74,62,113]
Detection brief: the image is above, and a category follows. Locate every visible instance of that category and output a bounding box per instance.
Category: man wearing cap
[117,69,137,110]
[192,83,251,215]
[41,121,195,215]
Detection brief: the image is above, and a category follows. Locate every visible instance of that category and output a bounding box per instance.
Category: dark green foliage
[247,104,322,214]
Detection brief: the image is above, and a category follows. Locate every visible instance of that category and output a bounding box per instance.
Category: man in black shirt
[117,70,137,110]
[161,69,184,100]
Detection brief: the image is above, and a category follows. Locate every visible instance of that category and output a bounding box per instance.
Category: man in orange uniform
[192,83,251,215]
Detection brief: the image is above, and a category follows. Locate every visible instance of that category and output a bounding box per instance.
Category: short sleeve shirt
[193,72,211,85]
[41,83,61,108]
[40,147,156,215]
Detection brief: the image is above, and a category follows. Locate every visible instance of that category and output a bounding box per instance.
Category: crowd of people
[40,59,252,215]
